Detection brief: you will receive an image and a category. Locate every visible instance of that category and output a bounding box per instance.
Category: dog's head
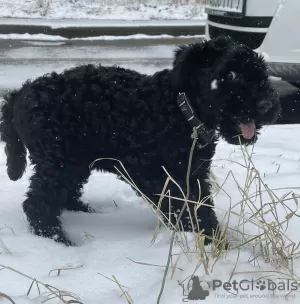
[172,36,281,145]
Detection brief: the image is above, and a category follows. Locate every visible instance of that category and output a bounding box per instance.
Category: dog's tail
[0,91,27,181]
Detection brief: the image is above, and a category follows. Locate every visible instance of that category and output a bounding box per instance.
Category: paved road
[0,39,299,124]
[0,18,205,38]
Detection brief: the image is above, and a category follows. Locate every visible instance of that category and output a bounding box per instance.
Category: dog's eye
[226,71,236,81]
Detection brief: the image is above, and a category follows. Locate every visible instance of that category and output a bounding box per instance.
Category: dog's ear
[205,35,235,54]
[172,45,190,67]
[172,43,204,69]
[173,36,235,69]
[172,36,235,91]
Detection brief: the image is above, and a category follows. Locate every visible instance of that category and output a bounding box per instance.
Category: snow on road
[0,42,176,91]
[0,33,204,41]
[0,18,206,27]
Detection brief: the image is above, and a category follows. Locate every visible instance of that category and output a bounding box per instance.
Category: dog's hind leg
[0,93,27,181]
[64,168,95,213]
[22,164,73,246]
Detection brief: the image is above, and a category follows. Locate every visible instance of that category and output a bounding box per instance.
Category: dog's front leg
[157,172,219,245]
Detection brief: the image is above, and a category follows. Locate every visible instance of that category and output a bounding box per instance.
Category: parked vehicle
[204,0,300,88]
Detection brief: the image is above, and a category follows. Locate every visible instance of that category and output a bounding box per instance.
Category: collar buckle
[177,92,214,144]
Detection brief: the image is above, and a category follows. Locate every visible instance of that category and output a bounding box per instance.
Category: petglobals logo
[212,278,298,293]
[179,276,299,302]
[179,276,211,302]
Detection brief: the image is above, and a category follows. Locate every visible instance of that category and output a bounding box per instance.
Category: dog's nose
[258,100,272,113]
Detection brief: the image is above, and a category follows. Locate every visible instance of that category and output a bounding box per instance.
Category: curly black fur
[0,37,281,246]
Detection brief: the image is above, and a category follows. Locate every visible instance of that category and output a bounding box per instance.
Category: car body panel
[205,0,300,81]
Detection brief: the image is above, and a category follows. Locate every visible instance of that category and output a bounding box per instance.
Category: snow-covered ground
[0,33,204,41]
[1,125,300,304]
[0,0,206,20]
[1,41,300,304]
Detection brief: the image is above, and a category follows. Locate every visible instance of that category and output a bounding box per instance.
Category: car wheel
[288,82,300,89]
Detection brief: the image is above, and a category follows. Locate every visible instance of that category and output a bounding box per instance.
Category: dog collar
[177,92,214,144]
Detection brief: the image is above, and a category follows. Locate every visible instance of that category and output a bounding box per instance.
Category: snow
[0,33,204,41]
[0,33,66,41]
[1,122,300,303]
[78,34,204,41]
[0,0,207,20]
[0,43,174,90]
[1,37,300,304]
[211,79,218,90]
[0,18,206,28]
[274,0,286,19]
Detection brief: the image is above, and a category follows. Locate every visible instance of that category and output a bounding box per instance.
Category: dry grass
[2,131,300,302]
[98,273,134,304]
[48,264,83,277]
[0,225,14,255]
[36,0,52,16]
[90,132,300,301]
[0,292,16,304]
[0,264,83,303]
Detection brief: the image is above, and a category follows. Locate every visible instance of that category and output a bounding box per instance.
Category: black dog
[0,37,280,246]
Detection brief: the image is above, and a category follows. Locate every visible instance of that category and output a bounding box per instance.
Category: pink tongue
[240,122,256,139]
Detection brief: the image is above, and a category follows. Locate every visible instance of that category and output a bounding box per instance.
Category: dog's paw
[65,200,96,213]
[52,233,76,247]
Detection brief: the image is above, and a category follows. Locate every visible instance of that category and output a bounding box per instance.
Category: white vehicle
[204,0,300,89]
